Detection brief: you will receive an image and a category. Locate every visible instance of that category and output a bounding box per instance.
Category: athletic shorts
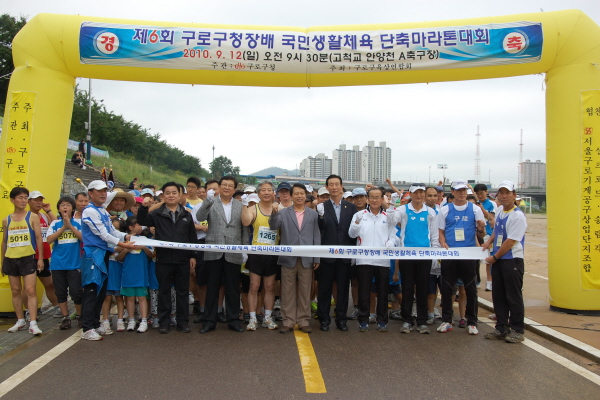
[455,278,464,287]
[1,255,37,277]
[348,263,358,280]
[52,269,83,304]
[246,254,279,277]
[388,284,401,296]
[240,273,250,294]
[428,274,441,294]
[36,259,52,278]
[106,290,123,296]
[120,287,148,297]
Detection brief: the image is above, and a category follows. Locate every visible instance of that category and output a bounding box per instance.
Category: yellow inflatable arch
[1,10,599,313]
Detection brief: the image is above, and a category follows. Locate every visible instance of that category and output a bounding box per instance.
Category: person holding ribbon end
[437,179,486,335]
[481,181,527,344]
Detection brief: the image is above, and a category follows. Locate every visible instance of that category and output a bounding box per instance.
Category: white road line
[0,329,81,398]
[479,297,600,362]
[528,273,549,280]
[479,318,600,387]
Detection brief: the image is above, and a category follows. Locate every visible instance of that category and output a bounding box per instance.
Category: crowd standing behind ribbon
[1,174,527,343]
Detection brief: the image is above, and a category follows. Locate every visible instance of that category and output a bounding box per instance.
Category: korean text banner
[133,236,489,260]
[580,90,600,291]
[80,21,542,74]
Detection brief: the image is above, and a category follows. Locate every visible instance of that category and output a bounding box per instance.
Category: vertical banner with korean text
[581,90,600,290]
[0,91,36,256]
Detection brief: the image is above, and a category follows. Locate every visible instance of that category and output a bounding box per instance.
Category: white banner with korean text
[133,236,488,260]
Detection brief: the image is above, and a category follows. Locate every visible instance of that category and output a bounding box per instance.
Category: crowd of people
[1,173,527,344]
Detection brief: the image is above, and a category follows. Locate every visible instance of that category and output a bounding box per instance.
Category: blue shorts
[455,278,464,287]
[428,274,441,294]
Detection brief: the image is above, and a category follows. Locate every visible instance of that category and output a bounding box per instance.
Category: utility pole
[212,145,215,178]
[86,78,92,165]
[474,125,481,182]
[518,129,524,189]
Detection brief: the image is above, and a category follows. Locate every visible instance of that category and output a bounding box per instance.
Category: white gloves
[242,253,248,264]
[391,193,399,203]
[241,194,249,206]
[316,203,324,217]
[207,189,215,199]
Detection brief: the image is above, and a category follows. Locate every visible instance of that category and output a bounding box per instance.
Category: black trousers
[81,251,110,332]
[440,259,479,326]
[492,258,525,334]
[156,262,190,327]
[317,259,351,325]
[204,256,240,327]
[356,265,389,325]
[400,260,431,326]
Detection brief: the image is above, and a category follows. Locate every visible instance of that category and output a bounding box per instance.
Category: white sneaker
[368,314,376,324]
[468,325,479,335]
[8,320,27,333]
[262,316,278,330]
[29,324,43,336]
[97,320,114,335]
[116,320,126,332]
[437,322,453,333]
[485,281,493,291]
[137,321,148,333]
[274,299,281,310]
[246,318,257,331]
[81,329,103,341]
[127,319,136,331]
[188,293,195,305]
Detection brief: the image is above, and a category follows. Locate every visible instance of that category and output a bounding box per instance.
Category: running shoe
[348,307,359,320]
[485,281,493,291]
[400,322,413,334]
[274,299,281,310]
[416,325,430,334]
[97,321,114,335]
[437,322,453,333]
[505,331,524,343]
[489,313,497,321]
[151,318,160,329]
[358,323,369,332]
[117,320,126,332]
[170,316,177,326]
[467,325,479,335]
[458,318,467,328]
[217,311,227,323]
[389,309,403,321]
[60,316,71,330]
[8,321,27,333]
[377,322,388,332]
[126,319,136,331]
[484,329,509,340]
[52,306,63,318]
[137,321,148,333]
[29,324,42,336]
[262,316,278,330]
[368,314,376,324]
[81,329,103,341]
[426,315,435,325]
[242,313,250,324]
[246,318,258,331]
[25,310,30,322]
[188,293,195,305]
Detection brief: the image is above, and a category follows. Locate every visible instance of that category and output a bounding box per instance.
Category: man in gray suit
[196,175,248,334]
[270,183,320,334]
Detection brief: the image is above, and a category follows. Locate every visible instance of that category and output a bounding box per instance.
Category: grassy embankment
[69,151,191,188]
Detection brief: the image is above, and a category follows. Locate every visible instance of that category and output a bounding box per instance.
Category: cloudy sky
[7,0,600,185]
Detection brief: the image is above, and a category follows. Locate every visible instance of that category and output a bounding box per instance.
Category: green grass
[70,151,191,188]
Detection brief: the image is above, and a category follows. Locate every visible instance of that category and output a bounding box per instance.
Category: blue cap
[352,188,367,196]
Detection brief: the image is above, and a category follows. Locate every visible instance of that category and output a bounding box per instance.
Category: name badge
[496,235,503,247]
[257,226,277,245]
[41,226,48,243]
[454,228,465,242]
[8,228,31,248]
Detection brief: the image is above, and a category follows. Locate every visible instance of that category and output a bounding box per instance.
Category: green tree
[0,14,27,107]
[210,156,240,179]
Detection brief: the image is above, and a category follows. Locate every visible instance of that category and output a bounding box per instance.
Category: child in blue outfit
[46,196,84,330]
[116,217,151,333]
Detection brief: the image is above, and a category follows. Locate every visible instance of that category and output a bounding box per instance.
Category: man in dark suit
[315,174,357,331]
[196,175,248,334]
[270,183,320,334]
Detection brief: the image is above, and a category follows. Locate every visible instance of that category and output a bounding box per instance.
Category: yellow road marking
[294,329,327,393]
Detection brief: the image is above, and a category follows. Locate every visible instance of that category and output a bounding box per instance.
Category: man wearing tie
[315,175,357,331]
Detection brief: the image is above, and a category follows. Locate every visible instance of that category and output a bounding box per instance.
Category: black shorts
[194,239,209,286]
[388,284,401,296]
[349,263,358,280]
[246,254,279,277]
[2,255,37,277]
[36,259,51,278]
[240,273,250,294]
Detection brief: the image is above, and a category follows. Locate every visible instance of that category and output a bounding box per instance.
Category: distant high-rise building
[332,141,391,183]
[299,153,332,179]
[520,159,546,188]
[332,144,362,181]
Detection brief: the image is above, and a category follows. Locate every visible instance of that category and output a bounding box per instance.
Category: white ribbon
[133,236,489,260]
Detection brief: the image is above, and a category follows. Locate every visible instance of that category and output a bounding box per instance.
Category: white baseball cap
[140,188,154,197]
[409,183,426,193]
[305,184,314,193]
[343,191,353,199]
[247,193,260,203]
[244,186,256,193]
[498,180,516,192]
[27,191,44,199]
[451,179,468,190]
[88,180,108,191]
[318,187,330,196]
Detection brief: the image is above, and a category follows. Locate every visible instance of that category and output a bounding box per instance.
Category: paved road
[0,315,598,399]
